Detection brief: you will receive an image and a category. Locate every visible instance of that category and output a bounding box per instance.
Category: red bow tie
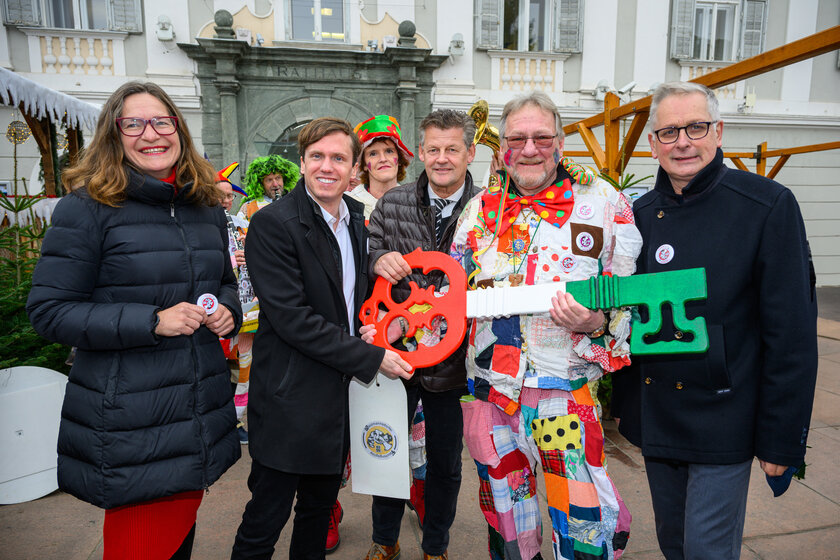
[480,173,575,238]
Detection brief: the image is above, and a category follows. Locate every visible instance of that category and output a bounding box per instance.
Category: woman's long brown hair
[63,81,217,207]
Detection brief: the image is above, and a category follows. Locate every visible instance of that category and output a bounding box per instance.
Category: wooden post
[755,141,767,176]
[603,92,620,181]
[22,112,56,196]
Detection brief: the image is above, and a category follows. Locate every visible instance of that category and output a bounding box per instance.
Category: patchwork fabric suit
[450,159,642,560]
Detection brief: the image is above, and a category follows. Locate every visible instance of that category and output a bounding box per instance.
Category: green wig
[244,155,300,200]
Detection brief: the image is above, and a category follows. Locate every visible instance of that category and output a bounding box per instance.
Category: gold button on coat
[645,377,652,385]
[676,382,684,390]
[657,210,665,218]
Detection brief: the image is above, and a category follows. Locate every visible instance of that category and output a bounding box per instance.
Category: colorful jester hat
[216,161,246,196]
[354,115,414,161]
[244,155,301,201]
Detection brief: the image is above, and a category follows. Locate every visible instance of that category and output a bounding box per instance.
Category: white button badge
[655,244,674,265]
[576,204,594,220]
[576,232,594,252]
[197,293,219,315]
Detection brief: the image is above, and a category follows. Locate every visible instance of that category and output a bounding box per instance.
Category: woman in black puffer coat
[26,81,241,560]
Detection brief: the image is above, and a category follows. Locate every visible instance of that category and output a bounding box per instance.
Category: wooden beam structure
[565,140,840,180]
[562,25,840,180]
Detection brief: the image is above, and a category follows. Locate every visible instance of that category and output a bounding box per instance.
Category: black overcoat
[244,181,385,474]
[26,169,242,509]
[612,149,818,467]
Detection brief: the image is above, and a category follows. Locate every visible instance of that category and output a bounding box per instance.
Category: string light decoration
[6,120,30,144]
[56,132,68,150]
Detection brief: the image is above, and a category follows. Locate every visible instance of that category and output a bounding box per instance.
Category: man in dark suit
[612,82,818,560]
[231,117,413,560]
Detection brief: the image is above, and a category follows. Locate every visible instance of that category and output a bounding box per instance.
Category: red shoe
[326,499,343,554]
[407,478,425,529]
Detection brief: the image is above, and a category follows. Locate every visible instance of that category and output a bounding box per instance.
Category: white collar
[428,183,465,203]
[306,189,350,229]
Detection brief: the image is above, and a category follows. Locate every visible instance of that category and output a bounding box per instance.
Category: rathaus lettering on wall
[274,66,363,81]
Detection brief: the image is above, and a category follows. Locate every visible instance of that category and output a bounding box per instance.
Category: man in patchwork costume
[450,92,642,560]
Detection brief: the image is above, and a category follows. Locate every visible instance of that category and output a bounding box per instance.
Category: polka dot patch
[530,414,582,452]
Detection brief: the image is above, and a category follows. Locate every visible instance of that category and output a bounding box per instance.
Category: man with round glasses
[450,91,642,560]
[612,81,818,560]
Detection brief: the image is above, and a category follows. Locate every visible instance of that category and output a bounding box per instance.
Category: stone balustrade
[679,61,742,100]
[488,51,570,93]
[20,27,127,76]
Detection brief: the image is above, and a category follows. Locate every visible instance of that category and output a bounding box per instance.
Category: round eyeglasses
[116,116,179,137]
[653,121,716,144]
[503,134,558,149]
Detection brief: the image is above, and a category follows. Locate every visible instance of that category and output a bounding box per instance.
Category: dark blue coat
[27,169,242,509]
[612,149,818,467]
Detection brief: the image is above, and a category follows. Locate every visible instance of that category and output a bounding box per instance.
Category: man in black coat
[363,109,478,560]
[612,82,818,560]
[230,118,413,560]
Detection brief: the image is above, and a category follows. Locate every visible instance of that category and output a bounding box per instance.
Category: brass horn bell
[468,100,501,154]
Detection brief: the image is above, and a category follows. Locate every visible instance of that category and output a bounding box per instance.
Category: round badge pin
[576,232,594,252]
[197,293,219,315]
[576,204,594,220]
[655,244,674,264]
[561,254,578,273]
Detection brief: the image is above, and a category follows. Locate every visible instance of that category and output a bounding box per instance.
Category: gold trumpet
[468,100,502,188]
[468,100,501,153]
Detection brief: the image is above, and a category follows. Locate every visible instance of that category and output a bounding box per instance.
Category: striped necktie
[433,198,453,244]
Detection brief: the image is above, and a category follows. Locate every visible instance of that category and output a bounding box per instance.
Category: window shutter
[553,0,583,53]
[108,0,142,32]
[669,0,695,60]
[2,0,40,25]
[474,0,503,50]
[739,0,766,60]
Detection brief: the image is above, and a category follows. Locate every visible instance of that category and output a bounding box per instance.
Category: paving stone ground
[2,299,839,560]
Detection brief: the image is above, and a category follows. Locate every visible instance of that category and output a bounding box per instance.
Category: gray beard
[508,166,554,192]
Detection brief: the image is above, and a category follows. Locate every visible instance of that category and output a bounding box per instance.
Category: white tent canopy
[0,67,99,130]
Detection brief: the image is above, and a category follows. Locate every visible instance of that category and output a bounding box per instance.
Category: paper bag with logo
[349,374,410,499]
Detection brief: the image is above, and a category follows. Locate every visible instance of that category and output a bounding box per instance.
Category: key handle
[359,248,468,369]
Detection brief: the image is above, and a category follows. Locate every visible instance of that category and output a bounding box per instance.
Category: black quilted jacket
[27,168,241,509]
[367,171,479,392]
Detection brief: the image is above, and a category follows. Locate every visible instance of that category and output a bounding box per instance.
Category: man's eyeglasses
[116,116,179,137]
[652,121,716,144]
[220,193,235,201]
[503,134,558,149]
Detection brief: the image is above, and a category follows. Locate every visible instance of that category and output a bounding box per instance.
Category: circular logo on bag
[362,422,398,458]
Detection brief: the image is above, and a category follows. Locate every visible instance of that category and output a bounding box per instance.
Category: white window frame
[692,0,739,61]
[286,0,349,43]
[475,0,583,54]
[670,0,767,62]
[2,0,141,32]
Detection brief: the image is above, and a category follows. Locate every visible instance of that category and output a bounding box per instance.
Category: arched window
[269,121,311,164]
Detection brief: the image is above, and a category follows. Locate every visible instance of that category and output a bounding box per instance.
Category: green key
[565,268,709,355]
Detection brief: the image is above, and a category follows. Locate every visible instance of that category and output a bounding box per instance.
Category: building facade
[1,0,838,283]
